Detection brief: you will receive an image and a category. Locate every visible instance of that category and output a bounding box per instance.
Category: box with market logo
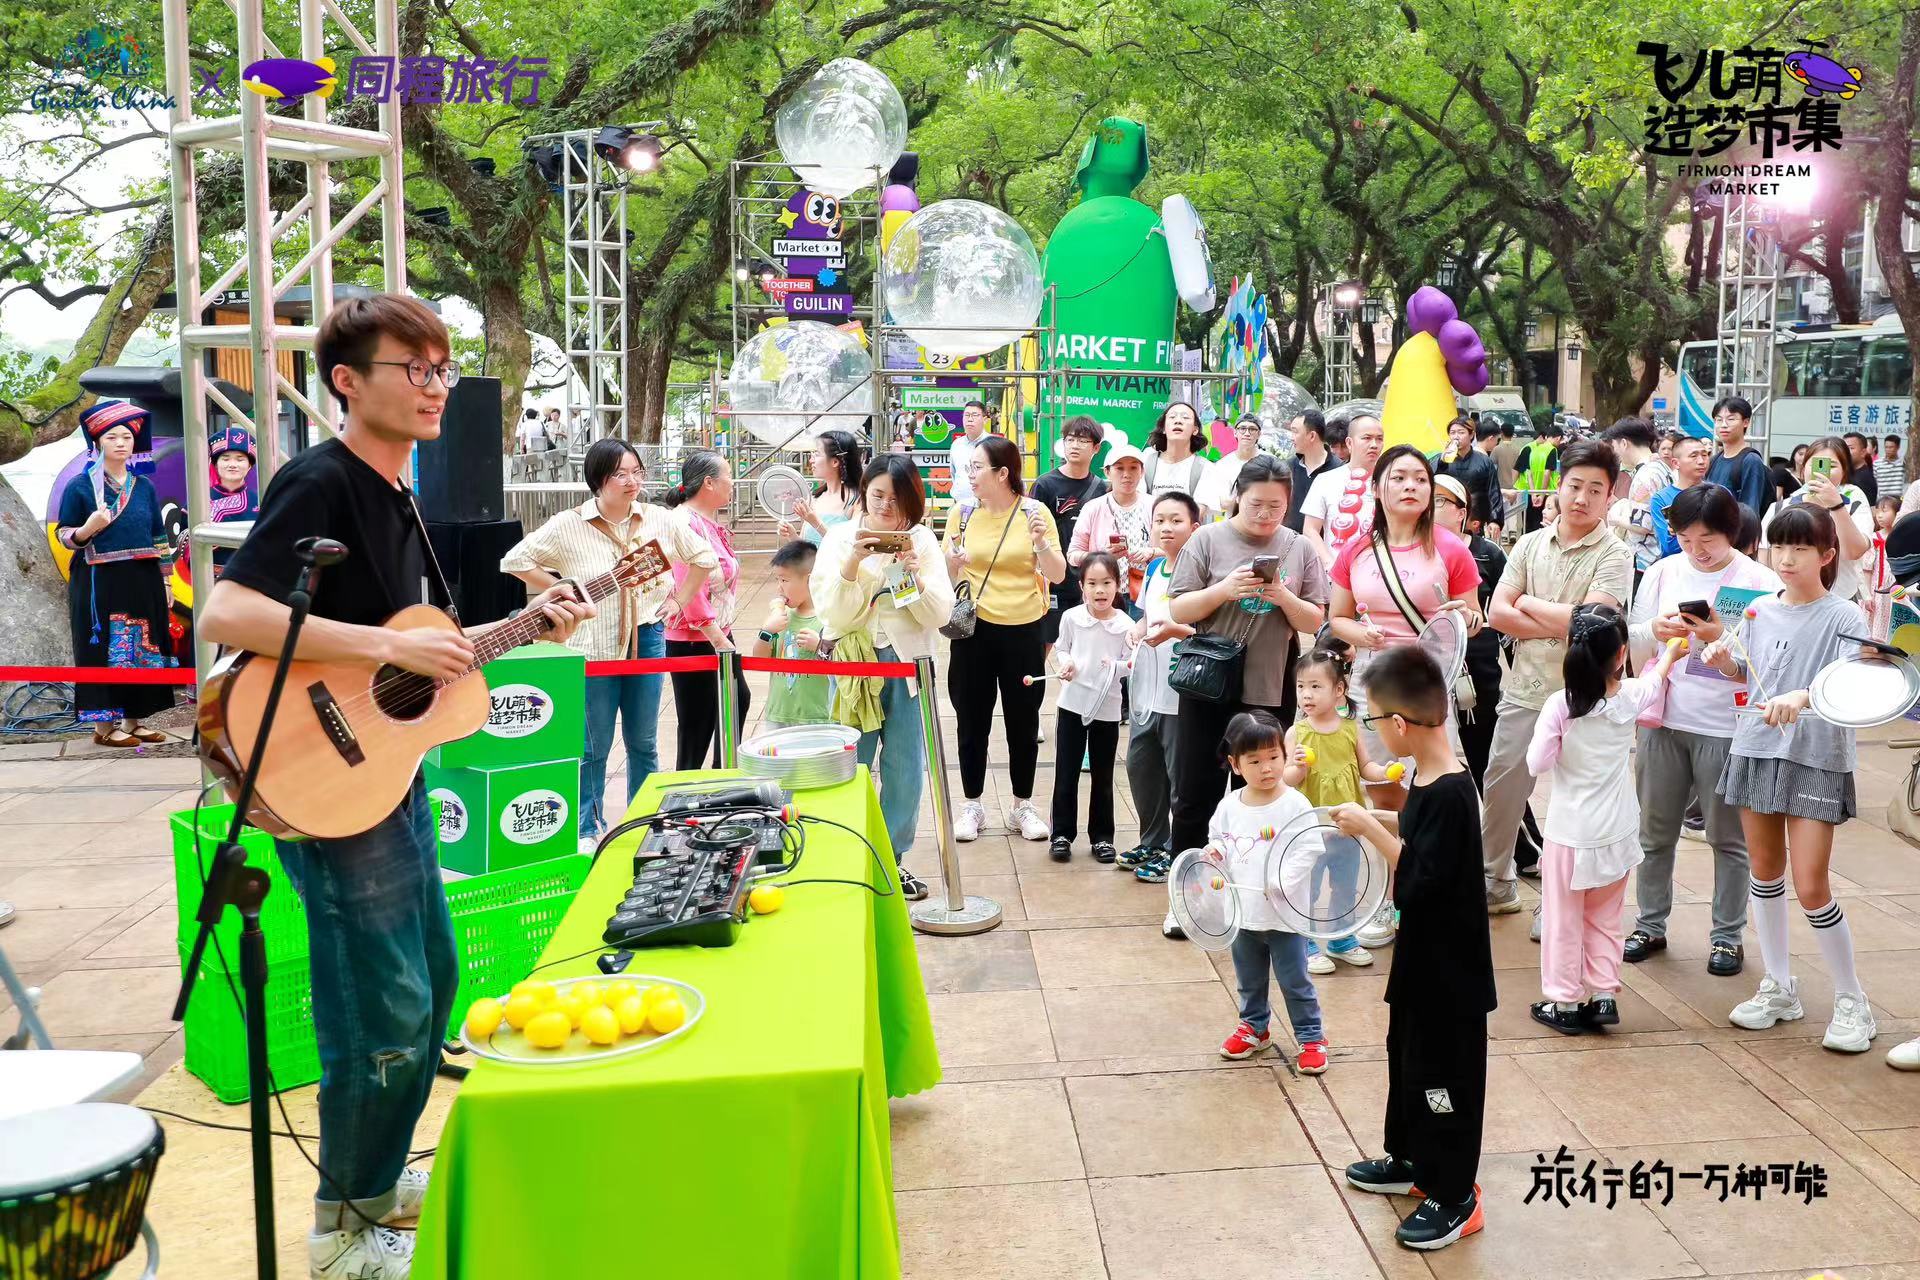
[429,641,584,771]
[425,757,578,875]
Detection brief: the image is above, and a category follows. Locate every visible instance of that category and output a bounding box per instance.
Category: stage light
[1333,282,1363,308]
[525,141,564,186]
[1767,172,1818,216]
[735,260,752,283]
[417,206,451,228]
[469,156,496,177]
[594,126,663,174]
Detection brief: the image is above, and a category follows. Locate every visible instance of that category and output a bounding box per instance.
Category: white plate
[1809,652,1920,728]
[461,974,705,1068]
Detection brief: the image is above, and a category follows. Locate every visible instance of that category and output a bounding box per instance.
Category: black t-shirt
[1850,464,1880,504]
[1031,468,1106,603]
[1439,450,1505,530]
[1286,453,1342,532]
[219,437,438,626]
[1386,769,1496,1013]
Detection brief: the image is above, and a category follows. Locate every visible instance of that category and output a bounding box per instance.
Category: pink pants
[1539,839,1630,1005]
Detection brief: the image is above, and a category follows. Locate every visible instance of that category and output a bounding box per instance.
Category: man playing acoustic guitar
[201,294,593,1279]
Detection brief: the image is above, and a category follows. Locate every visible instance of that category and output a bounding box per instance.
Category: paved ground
[5,554,1920,1277]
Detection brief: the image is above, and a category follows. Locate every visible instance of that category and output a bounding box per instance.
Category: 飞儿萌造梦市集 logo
[1638,39,1860,161]
[241,57,339,102]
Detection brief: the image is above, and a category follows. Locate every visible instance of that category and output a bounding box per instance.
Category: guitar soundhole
[371,665,437,721]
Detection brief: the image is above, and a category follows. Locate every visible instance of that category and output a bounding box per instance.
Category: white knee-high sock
[1750,876,1791,983]
[1806,901,1863,998]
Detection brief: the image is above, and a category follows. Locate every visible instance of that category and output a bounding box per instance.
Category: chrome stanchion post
[909,655,1002,934]
[717,649,740,768]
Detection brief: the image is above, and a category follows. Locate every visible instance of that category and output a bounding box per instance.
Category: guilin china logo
[502,791,568,845]
[31,27,175,110]
[1638,38,1860,199]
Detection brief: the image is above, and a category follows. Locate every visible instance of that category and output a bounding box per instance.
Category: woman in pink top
[662,449,751,769]
[1067,443,1154,602]
[1326,444,1482,808]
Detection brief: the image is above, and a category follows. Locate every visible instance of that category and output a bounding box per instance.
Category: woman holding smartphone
[814,455,955,895]
[1069,443,1155,604]
[1759,436,1872,603]
[1623,483,1781,976]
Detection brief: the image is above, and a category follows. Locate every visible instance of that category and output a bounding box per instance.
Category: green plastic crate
[170,804,310,967]
[443,854,592,1029]
[178,942,322,1105]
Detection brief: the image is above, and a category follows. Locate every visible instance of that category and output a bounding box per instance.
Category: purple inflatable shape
[1405,285,1457,336]
[1437,319,1485,368]
[1451,362,1491,396]
[880,183,920,214]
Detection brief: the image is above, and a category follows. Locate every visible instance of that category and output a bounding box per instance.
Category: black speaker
[426,519,527,627]
[417,375,504,523]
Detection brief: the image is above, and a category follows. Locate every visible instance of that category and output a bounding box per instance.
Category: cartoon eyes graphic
[804,193,840,228]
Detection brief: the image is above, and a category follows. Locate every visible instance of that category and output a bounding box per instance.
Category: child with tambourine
[1284,648,1402,975]
[1523,605,1683,1034]
[1046,553,1133,864]
[1700,504,1879,1054]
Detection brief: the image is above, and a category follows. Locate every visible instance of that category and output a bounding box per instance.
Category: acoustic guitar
[199,541,671,839]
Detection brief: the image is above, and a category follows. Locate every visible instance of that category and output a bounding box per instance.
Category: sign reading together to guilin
[1638,38,1859,200]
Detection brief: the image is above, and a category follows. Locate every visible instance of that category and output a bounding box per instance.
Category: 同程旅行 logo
[1638,39,1858,160]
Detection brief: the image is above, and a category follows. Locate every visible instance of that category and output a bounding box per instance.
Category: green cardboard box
[429,642,585,770]
[425,757,579,875]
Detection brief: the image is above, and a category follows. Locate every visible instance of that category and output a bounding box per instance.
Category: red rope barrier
[584,656,722,676]
[739,656,917,677]
[0,666,196,685]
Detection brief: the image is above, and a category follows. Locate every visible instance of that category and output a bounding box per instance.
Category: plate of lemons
[460,973,705,1066]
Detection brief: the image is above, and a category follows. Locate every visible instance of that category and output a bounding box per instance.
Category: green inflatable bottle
[1040,117,1176,460]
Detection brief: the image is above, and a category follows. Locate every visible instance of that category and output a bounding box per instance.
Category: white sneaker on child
[1307,948,1335,975]
[1824,991,1878,1053]
[1354,901,1397,948]
[1729,974,1803,1030]
[310,1225,414,1278]
[1009,800,1050,842]
[1329,943,1374,968]
[953,800,986,843]
[378,1167,429,1225]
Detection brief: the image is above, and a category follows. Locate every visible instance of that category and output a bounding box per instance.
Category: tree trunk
[481,275,532,450]
[1876,10,1920,472]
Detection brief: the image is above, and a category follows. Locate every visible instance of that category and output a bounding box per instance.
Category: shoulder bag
[940,503,1018,641]
[1891,751,1920,851]
[1370,529,1478,714]
[1167,542,1259,704]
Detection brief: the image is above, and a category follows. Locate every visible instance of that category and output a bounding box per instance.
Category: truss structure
[164,0,406,679]
[1714,190,1781,444]
[1321,289,1358,405]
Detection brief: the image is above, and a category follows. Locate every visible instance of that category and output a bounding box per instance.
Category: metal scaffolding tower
[529,127,647,455]
[1321,289,1357,405]
[164,0,407,681]
[1714,190,1781,444]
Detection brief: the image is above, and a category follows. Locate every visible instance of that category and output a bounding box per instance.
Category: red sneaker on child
[1220,1021,1272,1060]
[1297,1040,1329,1074]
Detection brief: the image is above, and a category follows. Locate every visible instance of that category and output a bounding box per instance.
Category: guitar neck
[460,566,624,673]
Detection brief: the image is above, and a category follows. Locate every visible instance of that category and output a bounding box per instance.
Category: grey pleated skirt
[1718,754,1856,824]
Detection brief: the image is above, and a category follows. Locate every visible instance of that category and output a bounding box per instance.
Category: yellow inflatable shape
[1379,331,1454,456]
[881,208,913,253]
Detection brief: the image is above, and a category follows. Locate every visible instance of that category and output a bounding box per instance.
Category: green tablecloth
[413,768,941,1278]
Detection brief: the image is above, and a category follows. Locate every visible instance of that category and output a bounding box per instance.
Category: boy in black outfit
[1331,647,1494,1251]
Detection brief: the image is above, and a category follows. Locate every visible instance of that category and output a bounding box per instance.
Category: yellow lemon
[581,1004,620,1046]
[1301,747,1317,768]
[642,984,678,1011]
[463,998,503,1041]
[569,980,605,1009]
[558,992,593,1028]
[1384,762,1406,783]
[510,979,557,1008]
[647,997,688,1034]
[603,980,638,1006]
[748,885,785,914]
[524,1009,572,1050]
[502,992,543,1031]
[614,994,648,1036]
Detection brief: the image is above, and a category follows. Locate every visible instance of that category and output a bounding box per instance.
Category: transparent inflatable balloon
[1255,375,1321,439]
[883,199,1042,358]
[726,322,874,446]
[1323,398,1386,430]
[774,59,907,198]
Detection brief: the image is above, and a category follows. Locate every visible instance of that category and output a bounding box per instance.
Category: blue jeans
[855,646,925,861]
[1229,927,1323,1042]
[275,779,457,1228]
[1304,854,1362,955]
[580,621,665,836]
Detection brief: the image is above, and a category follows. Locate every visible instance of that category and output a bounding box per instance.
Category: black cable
[795,814,897,897]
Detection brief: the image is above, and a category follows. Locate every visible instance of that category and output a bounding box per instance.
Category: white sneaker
[1889,1035,1920,1070]
[1823,991,1878,1053]
[310,1225,414,1278]
[1307,948,1335,975]
[0,901,13,928]
[1328,943,1375,968]
[1036,722,1046,743]
[1530,902,1543,943]
[1009,800,1050,842]
[1729,974,1804,1030]
[1354,900,1397,948]
[378,1167,429,1225]
[1162,910,1186,940]
[953,800,986,843]
[578,834,600,856]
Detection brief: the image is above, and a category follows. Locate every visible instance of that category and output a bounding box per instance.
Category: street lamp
[1436,256,1459,291]
[1524,318,1539,342]
[1565,340,1582,362]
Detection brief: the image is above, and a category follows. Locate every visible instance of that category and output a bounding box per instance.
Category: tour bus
[1675,312,1912,458]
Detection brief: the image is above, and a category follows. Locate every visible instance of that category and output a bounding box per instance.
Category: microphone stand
[174,536,344,1280]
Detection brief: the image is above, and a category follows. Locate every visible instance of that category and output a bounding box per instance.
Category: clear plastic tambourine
[1261,808,1391,941]
[1167,848,1241,952]
[756,466,809,521]
[1415,609,1469,688]
[1079,656,1127,710]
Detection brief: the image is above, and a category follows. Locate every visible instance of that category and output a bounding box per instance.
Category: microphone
[294,536,349,567]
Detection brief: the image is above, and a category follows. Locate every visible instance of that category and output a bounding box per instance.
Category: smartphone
[1251,555,1281,583]
[1809,456,1837,481]
[1677,599,1713,622]
[862,529,911,554]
